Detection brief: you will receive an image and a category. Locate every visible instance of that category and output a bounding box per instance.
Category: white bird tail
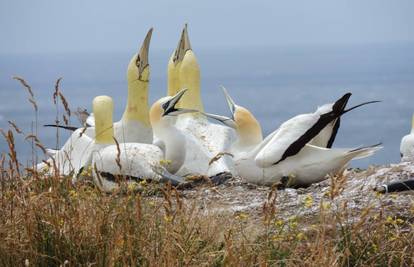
[347,143,383,160]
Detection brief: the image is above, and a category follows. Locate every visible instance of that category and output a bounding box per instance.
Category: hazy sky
[1,0,413,54]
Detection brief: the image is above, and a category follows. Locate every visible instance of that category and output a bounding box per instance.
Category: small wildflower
[159,159,172,166]
[69,190,78,198]
[296,232,305,241]
[271,234,283,242]
[321,201,331,210]
[395,218,404,225]
[127,183,138,192]
[274,219,284,227]
[148,201,156,207]
[164,215,173,223]
[386,216,394,224]
[303,194,313,208]
[81,165,92,177]
[236,212,249,220]
[289,221,298,229]
[372,244,378,253]
[139,179,147,186]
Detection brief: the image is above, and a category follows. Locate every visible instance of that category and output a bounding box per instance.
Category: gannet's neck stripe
[326,118,341,148]
[273,93,351,165]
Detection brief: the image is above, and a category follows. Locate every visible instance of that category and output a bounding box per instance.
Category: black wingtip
[332,92,352,113]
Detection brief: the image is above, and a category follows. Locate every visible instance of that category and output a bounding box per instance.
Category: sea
[0,43,413,168]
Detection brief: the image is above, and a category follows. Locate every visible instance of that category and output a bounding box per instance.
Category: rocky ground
[174,162,414,224]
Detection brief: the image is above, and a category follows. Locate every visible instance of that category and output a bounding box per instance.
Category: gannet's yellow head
[203,86,263,147]
[93,95,114,144]
[167,24,191,96]
[127,28,152,83]
[233,106,263,145]
[149,89,197,126]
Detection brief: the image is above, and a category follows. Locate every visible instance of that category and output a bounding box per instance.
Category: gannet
[37,29,154,175]
[204,87,382,186]
[166,24,236,177]
[400,114,414,161]
[43,28,154,143]
[89,89,192,192]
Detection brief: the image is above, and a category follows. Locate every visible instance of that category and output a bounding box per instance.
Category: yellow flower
[236,212,249,220]
[139,179,147,186]
[69,190,78,198]
[164,215,173,223]
[274,219,284,227]
[321,201,331,210]
[81,165,93,177]
[386,216,394,224]
[127,183,138,192]
[303,194,313,208]
[159,159,172,166]
[395,218,404,225]
[296,232,305,241]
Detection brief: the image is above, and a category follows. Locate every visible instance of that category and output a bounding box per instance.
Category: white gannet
[400,114,414,161]
[37,29,154,175]
[166,24,236,177]
[90,89,192,192]
[204,87,382,186]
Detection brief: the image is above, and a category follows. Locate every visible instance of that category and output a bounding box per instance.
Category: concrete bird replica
[37,29,154,175]
[204,87,382,186]
[90,90,191,192]
[166,25,236,177]
[400,114,414,161]
[43,28,153,143]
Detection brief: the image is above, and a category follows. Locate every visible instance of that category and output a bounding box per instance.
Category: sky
[1,0,413,54]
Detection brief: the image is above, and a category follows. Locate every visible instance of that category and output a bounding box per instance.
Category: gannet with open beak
[90,89,192,192]
[204,87,382,186]
[166,25,236,177]
[400,114,414,161]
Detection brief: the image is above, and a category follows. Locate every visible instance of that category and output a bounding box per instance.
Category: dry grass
[0,78,413,266]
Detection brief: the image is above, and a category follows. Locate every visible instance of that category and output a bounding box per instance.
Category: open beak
[201,85,238,128]
[173,24,192,64]
[162,88,198,116]
[203,112,237,129]
[136,27,153,79]
[220,86,237,119]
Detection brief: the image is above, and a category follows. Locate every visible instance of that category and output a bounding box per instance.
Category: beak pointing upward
[173,24,192,64]
[136,27,153,79]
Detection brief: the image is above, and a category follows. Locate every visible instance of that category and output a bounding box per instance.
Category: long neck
[178,50,204,111]
[94,97,115,145]
[167,53,181,96]
[122,66,151,127]
[153,122,186,173]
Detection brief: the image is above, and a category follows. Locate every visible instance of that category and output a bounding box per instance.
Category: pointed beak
[220,86,237,119]
[136,27,153,78]
[203,112,237,129]
[162,88,198,116]
[173,24,192,64]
